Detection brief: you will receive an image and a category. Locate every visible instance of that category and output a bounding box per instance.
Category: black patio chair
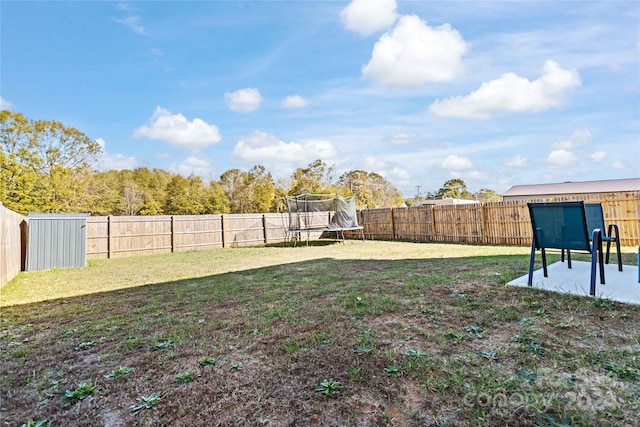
[585,203,622,271]
[527,201,605,296]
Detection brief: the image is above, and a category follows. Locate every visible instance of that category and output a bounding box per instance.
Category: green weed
[198,356,220,367]
[61,382,100,406]
[19,421,51,427]
[604,361,638,382]
[104,366,134,379]
[175,371,197,385]
[154,340,174,350]
[347,360,368,383]
[131,393,161,412]
[315,378,341,397]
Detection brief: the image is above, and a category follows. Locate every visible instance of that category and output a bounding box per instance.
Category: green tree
[0,110,101,213]
[203,181,231,214]
[220,165,276,213]
[220,168,251,213]
[474,188,502,202]
[288,159,336,195]
[0,111,44,213]
[436,178,472,200]
[247,165,276,213]
[83,170,121,215]
[120,181,144,215]
[271,183,289,213]
[337,170,404,209]
[131,168,172,215]
[163,175,208,215]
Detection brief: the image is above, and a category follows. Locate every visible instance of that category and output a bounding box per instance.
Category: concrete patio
[508,260,640,305]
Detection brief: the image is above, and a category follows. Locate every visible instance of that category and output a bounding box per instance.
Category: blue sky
[2,0,638,197]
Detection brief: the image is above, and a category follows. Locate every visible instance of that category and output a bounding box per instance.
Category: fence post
[480,204,487,244]
[20,219,28,271]
[431,207,437,241]
[221,215,226,248]
[107,216,112,259]
[171,215,176,252]
[361,210,367,239]
[390,208,396,240]
[262,214,268,244]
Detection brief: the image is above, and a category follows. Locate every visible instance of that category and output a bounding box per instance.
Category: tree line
[1,110,499,216]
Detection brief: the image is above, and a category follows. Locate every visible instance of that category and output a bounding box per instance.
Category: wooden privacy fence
[87,213,292,259]
[87,191,640,258]
[0,203,27,287]
[86,191,640,259]
[3,191,638,279]
[358,191,640,246]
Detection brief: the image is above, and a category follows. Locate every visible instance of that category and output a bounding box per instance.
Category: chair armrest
[607,224,620,240]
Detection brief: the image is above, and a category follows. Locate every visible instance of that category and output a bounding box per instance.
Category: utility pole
[415,185,421,197]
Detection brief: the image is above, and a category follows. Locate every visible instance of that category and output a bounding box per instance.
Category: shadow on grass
[1,254,639,427]
[265,238,343,248]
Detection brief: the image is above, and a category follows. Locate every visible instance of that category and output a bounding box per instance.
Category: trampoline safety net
[286,193,359,231]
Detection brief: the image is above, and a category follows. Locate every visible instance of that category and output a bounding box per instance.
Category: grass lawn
[1,241,639,426]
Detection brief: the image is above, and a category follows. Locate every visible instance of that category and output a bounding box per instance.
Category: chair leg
[590,231,599,296]
[589,230,605,296]
[589,248,597,297]
[608,225,622,272]
[541,248,548,277]
[567,250,572,269]
[528,238,536,286]
[598,239,605,285]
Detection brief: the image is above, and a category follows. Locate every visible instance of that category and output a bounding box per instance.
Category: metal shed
[26,213,90,271]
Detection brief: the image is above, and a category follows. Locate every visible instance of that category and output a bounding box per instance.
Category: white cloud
[442,154,473,169]
[281,95,309,109]
[116,16,146,35]
[0,97,12,109]
[233,130,337,163]
[362,15,468,88]
[388,132,417,145]
[363,156,411,186]
[428,60,581,119]
[363,156,387,171]
[612,160,624,169]
[505,155,527,167]
[102,153,138,170]
[340,0,398,36]
[95,138,138,171]
[387,166,410,182]
[590,151,607,162]
[553,129,592,149]
[172,156,214,179]
[467,170,487,180]
[133,106,221,150]
[225,88,263,113]
[547,149,578,167]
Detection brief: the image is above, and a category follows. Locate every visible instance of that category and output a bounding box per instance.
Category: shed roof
[503,178,640,197]
[27,213,91,220]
